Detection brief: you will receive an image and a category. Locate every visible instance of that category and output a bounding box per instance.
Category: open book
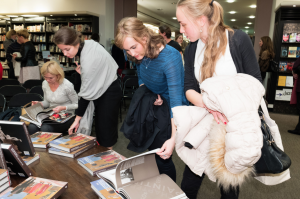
[19,103,74,127]
[97,149,187,199]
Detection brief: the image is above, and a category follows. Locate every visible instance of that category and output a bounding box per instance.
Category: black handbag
[269,59,279,72]
[254,110,291,174]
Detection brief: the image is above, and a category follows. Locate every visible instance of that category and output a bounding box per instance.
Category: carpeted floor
[95,107,299,199]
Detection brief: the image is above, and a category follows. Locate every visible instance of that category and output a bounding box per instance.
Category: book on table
[91,178,123,199]
[0,187,12,196]
[19,103,75,127]
[49,133,96,152]
[1,143,32,178]
[97,149,187,199]
[0,176,68,199]
[30,132,62,148]
[20,153,40,166]
[77,150,126,176]
[48,142,96,158]
[0,169,10,192]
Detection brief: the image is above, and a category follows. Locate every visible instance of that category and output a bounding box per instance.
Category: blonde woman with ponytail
[176,0,262,198]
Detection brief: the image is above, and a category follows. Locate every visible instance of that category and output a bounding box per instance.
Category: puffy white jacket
[173,74,274,190]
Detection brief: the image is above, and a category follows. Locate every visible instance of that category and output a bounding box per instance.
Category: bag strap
[260,98,270,118]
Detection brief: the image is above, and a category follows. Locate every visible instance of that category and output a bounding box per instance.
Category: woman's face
[57,43,80,59]
[123,36,146,60]
[18,36,25,44]
[176,7,201,42]
[11,35,17,40]
[259,39,263,47]
[44,73,59,85]
[177,35,183,44]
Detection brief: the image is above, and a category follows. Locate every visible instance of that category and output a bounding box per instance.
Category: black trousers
[27,117,75,135]
[93,79,122,147]
[8,62,16,79]
[295,92,300,131]
[181,165,239,199]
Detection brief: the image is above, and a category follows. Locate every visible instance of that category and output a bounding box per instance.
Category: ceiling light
[7,15,18,17]
[50,15,53,16]
[231,19,236,21]
[229,11,236,14]
[293,5,296,7]
[226,0,235,3]
[249,15,255,18]
[247,22,252,25]
[245,26,249,29]
[249,5,256,8]
[172,17,177,20]
[21,15,38,17]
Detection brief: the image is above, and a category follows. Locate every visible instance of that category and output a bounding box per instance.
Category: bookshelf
[0,20,9,63]
[267,6,300,114]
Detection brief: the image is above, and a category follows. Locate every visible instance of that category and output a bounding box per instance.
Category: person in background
[115,17,189,182]
[111,43,126,76]
[12,29,40,83]
[258,36,275,81]
[4,30,17,52]
[176,0,262,198]
[6,31,21,79]
[175,33,188,54]
[28,61,78,135]
[91,33,104,48]
[54,27,122,149]
[159,25,183,55]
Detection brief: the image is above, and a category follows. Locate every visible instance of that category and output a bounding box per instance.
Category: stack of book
[48,133,97,158]
[0,169,10,193]
[30,132,62,148]
[21,153,40,166]
[91,178,123,199]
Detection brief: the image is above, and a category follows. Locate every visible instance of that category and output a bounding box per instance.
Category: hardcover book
[1,144,32,178]
[289,33,297,42]
[0,121,35,157]
[282,33,289,43]
[0,177,68,199]
[49,133,96,152]
[286,76,294,87]
[281,46,288,58]
[0,187,13,196]
[279,62,287,72]
[30,132,62,148]
[0,144,7,170]
[0,182,10,194]
[20,154,40,166]
[98,149,187,199]
[91,178,122,199]
[296,47,300,58]
[20,103,75,128]
[287,62,294,72]
[48,142,96,158]
[278,76,286,86]
[288,46,297,58]
[77,150,126,176]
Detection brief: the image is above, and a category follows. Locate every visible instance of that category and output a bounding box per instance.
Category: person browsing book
[53,27,122,150]
[176,0,262,198]
[115,17,189,182]
[258,36,275,81]
[27,61,78,135]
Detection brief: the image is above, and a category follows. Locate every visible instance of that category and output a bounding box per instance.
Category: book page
[25,103,44,122]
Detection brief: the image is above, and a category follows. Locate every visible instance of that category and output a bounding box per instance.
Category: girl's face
[259,39,263,47]
[43,72,59,85]
[18,36,25,44]
[176,7,201,42]
[123,36,146,60]
[177,35,183,44]
[57,43,80,58]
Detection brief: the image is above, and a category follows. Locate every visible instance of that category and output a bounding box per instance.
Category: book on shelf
[278,76,287,86]
[297,33,300,43]
[49,133,96,152]
[21,153,40,166]
[20,103,75,128]
[48,142,96,158]
[77,150,126,176]
[289,33,297,43]
[281,46,288,57]
[30,132,62,148]
[1,143,32,178]
[287,62,294,72]
[279,62,287,72]
[282,33,289,43]
[296,47,300,58]
[98,149,187,199]
[286,76,294,87]
[288,46,297,58]
[0,176,68,199]
[91,178,123,199]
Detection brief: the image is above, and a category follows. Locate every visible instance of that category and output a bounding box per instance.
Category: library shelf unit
[267,6,300,114]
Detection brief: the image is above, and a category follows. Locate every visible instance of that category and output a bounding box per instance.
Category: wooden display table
[10,145,108,199]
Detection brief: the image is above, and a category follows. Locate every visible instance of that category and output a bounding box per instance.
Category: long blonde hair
[115,17,165,63]
[177,0,232,82]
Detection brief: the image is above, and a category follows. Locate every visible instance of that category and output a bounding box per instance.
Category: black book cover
[1,143,32,178]
[0,143,7,170]
[281,46,288,58]
[0,121,35,157]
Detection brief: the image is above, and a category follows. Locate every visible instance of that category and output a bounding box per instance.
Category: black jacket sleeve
[75,97,90,117]
[6,45,13,63]
[15,44,28,63]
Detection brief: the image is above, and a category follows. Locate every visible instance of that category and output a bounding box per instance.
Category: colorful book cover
[289,33,297,42]
[21,154,40,166]
[91,178,122,199]
[279,62,287,72]
[278,76,286,86]
[282,33,289,43]
[296,33,300,42]
[287,62,294,72]
[288,46,297,58]
[31,132,62,148]
[78,150,126,176]
[0,177,68,199]
[49,133,96,152]
[48,142,96,158]
[281,46,288,57]
[296,47,300,58]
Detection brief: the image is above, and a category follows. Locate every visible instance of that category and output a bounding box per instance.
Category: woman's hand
[52,106,66,113]
[68,116,81,135]
[204,105,228,124]
[154,94,163,106]
[31,101,40,106]
[156,137,175,160]
[12,54,17,60]
[75,62,81,74]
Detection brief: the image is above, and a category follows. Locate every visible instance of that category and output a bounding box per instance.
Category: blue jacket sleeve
[136,64,144,86]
